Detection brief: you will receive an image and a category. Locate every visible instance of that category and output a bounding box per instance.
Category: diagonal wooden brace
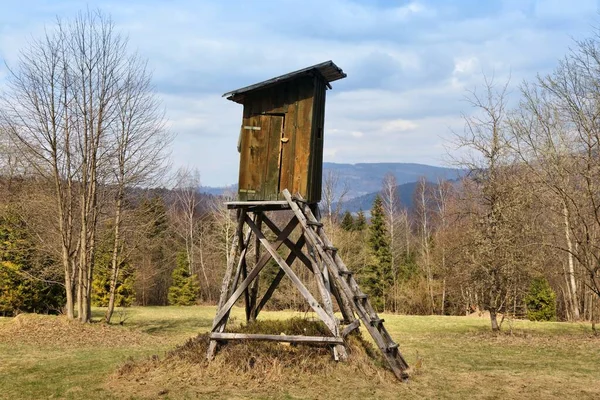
[255,235,307,317]
[210,216,299,331]
[245,215,339,334]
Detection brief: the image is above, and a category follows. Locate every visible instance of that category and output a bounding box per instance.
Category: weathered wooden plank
[341,320,360,337]
[210,332,343,345]
[292,79,315,199]
[279,82,297,195]
[264,115,283,200]
[226,201,289,208]
[308,75,326,203]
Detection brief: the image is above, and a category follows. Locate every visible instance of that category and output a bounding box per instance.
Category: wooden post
[248,213,263,321]
[207,209,245,360]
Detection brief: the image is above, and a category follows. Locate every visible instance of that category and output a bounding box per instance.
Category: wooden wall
[237,74,327,203]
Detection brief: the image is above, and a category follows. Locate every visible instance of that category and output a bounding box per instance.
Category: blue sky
[1,0,598,186]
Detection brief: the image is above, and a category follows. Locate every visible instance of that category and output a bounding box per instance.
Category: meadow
[0,306,598,399]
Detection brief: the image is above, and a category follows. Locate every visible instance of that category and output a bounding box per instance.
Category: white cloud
[382,119,418,133]
[0,0,598,185]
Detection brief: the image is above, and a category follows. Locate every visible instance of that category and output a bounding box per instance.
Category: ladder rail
[283,190,409,380]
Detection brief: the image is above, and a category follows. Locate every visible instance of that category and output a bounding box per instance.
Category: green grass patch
[0,307,599,399]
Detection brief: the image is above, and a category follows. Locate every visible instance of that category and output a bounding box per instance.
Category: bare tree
[452,76,519,330]
[104,55,170,323]
[432,178,453,315]
[169,167,214,301]
[509,34,600,318]
[321,170,349,229]
[172,167,201,274]
[414,177,435,314]
[1,10,166,322]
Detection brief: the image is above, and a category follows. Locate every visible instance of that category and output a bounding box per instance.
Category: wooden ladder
[282,189,409,381]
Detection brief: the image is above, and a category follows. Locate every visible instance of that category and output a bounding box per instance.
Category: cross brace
[207,190,409,381]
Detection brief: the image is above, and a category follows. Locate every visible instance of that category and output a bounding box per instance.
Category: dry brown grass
[109,318,402,399]
[0,313,164,348]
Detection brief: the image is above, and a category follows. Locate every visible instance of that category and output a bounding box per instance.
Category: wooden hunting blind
[224,61,346,203]
[208,62,409,381]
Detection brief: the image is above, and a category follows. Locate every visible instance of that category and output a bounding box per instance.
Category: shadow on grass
[91,307,213,337]
[131,317,213,335]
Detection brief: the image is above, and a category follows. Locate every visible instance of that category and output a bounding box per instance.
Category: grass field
[0,306,599,399]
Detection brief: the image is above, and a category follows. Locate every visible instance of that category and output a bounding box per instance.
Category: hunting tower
[208,62,410,381]
[224,60,346,203]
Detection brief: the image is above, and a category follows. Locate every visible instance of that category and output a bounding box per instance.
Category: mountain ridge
[201,162,465,201]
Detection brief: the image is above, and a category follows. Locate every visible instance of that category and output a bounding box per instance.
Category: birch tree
[381,173,401,312]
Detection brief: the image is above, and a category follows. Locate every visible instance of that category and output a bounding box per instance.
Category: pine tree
[361,196,393,311]
[92,227,135,308]
[355,210,367,231]
[0,212,64,315]
[341,211,355,231]
[168,252,200,306]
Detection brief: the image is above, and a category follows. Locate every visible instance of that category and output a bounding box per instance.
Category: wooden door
[264,114,285,199]
[239,114,286,200]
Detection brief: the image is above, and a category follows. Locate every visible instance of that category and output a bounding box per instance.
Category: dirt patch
[109,318,403,399]
[0,313,163,348]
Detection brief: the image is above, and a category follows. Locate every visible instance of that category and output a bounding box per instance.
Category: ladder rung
[307,220,323,227]
[370,318,385,326]
[339,270,353,276]
[324,246,338,252]
[386,342,399,352]
[354,293,368,300]
[292,196,308,204]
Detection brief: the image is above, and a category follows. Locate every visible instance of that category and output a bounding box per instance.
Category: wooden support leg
[301,234,347,360]
[248,213,263,322]
[207,210,245,360]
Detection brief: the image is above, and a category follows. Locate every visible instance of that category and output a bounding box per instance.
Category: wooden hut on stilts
[207,61,409,381]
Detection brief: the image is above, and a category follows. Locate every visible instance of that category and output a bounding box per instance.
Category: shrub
[525,277,557,321]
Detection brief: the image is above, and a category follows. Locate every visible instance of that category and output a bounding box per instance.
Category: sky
[1,0,599,186]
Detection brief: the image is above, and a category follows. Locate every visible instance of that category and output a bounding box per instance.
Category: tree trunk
[64,261,75,319]
[441,278,446,315]
[563,203,580,320]
[490,309,500,331]
[105,194,123,324]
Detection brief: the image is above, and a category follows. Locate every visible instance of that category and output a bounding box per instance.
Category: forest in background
[1,10,600,332]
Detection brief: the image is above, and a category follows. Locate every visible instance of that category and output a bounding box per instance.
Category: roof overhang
[223,60,346,104]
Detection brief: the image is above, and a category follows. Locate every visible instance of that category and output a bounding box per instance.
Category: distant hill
[337,181,420,214]
[201,162,465,200]
[322,162,464,199]
[199,184,237,196]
